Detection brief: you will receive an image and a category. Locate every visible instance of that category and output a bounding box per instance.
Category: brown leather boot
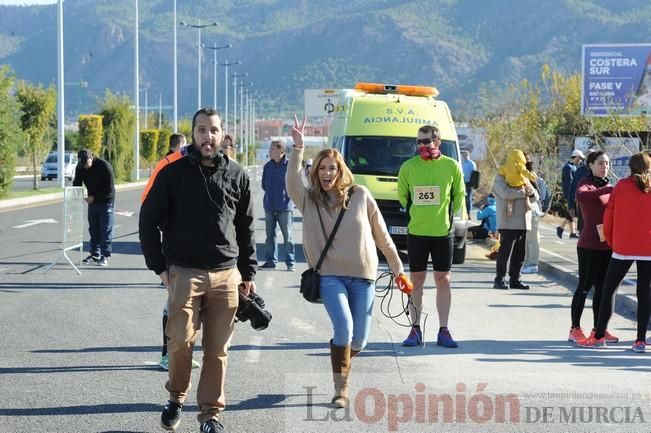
[329,340,351,408]
[350,348,360,359]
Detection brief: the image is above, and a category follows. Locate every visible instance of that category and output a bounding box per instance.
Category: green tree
[157,127,172,160]
[475,64,650,201]
[78,114,104,156]
[98,90,135,182]
[0,66,23,197]
[140,129,159,173]
[64,130,81,153]
[16,81,56,190]
[178,119,192,142]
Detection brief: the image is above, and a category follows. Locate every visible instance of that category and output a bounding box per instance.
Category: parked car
[41,151,78,181]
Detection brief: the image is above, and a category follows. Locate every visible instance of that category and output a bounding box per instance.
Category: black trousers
[496,229,527,281]
[595,258,651,342]
[570,247,612,329]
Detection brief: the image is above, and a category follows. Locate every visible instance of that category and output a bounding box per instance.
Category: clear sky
[1,0,57,5]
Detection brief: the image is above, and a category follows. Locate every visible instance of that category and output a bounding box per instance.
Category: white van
[41,151,78,181]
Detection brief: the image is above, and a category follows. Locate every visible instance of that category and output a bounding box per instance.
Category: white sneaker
[158,354,169,370]
[521,265,538,274]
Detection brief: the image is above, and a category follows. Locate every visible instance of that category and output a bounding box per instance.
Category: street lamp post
[220,59,241,134]
[201,43,231,110]
[238,81,252,159]
[231,72,247,142]
[172,0,177,132]
[134,0,140,180]
[179,21,218,110]
[143,87,148,129]
[56,0,65,188]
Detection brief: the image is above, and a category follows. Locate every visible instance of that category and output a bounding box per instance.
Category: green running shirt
[397,155,465,237]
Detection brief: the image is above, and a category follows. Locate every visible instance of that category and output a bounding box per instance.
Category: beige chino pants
[165,264,240,423]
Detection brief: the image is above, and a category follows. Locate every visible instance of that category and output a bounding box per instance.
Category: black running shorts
[407,234,454,272]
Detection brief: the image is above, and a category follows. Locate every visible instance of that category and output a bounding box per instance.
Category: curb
[0,181,148,211]
[477,237,639,321]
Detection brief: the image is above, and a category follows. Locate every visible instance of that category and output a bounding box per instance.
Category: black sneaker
[200,418,226,433]
[569,233,579,239]
[509,279,530,290]
[493,278,508,290]
[160,400,183,431]
[260,262,276,269]
[82,254,99,264]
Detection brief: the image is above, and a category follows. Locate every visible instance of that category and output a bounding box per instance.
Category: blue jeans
[264,210,295,267]
[320,276,375,351]
[88,201,114,257]
[465,184,473,213]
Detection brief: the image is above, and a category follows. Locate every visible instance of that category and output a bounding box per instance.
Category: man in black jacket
[139,107,257,433]
[73,149,115,266]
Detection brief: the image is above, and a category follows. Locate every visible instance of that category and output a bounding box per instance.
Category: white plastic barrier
[44,186,85,274]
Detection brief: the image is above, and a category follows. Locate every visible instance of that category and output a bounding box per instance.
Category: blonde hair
[308,148,355,208]
[629,152,651,193]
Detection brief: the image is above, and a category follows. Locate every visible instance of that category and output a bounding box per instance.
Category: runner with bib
[397,125,465,348]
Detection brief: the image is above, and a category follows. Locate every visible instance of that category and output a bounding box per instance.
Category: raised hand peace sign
[290,114,307,149]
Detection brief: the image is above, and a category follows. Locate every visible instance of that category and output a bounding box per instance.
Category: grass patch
[3,187,64,199]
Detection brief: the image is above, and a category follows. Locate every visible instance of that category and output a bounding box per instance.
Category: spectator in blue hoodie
[261,139,295,270]
[470,194,497,239]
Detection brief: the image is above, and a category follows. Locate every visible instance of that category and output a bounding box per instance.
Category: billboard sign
[456,126,487,161]
[603,137,640,181]
[582,44,651,116]
[304,89,339,117]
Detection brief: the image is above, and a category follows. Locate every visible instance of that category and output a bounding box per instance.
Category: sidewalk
[474,216,640,323]
[0,180,149,211]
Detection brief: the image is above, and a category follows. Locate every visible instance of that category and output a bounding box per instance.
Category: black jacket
[139,148,257,280]
[72,157,115,203]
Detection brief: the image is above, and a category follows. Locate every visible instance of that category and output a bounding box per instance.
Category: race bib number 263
[413,186,440,205]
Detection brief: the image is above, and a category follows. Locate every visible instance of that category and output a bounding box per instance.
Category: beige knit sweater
[286,148,404,280]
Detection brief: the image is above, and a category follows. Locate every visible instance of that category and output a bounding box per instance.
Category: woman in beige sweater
[286,116,407,408]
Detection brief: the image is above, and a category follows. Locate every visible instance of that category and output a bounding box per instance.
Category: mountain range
[1,0,651,120]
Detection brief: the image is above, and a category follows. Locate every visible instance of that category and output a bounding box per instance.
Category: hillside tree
[16,81,56,190]
[140,129,159,173]
[98,90,135,182]
[78,114,104,156]
[0,66,24,197]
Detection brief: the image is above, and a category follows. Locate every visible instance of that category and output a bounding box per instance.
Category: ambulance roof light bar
[355,82,439,97]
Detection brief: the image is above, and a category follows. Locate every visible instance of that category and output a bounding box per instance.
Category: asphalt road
[0,168,649,433]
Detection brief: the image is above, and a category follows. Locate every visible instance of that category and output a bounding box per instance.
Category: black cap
[78,149,92,164]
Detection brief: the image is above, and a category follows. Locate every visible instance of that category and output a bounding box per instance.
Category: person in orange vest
[141,133,187,204]
[140,133,200,371]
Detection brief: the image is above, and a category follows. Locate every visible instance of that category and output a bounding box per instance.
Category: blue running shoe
[437,328,458,348]
[402,327,423,346]
[631,341,646,353]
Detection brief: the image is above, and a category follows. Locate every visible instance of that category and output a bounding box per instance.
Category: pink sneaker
[576,335,606,348]
[568,327,587,343]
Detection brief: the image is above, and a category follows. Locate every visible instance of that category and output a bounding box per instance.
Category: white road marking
[245,335,263,364]
[12,218,57,229]
[540,247,577,265]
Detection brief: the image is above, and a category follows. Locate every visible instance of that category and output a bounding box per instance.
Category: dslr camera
[236,289,272,331]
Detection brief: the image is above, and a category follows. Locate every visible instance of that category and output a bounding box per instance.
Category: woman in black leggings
[578,152,651,352]
[568,151,616,343]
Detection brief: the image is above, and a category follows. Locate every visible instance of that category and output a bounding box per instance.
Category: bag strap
[314,188,354,272]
